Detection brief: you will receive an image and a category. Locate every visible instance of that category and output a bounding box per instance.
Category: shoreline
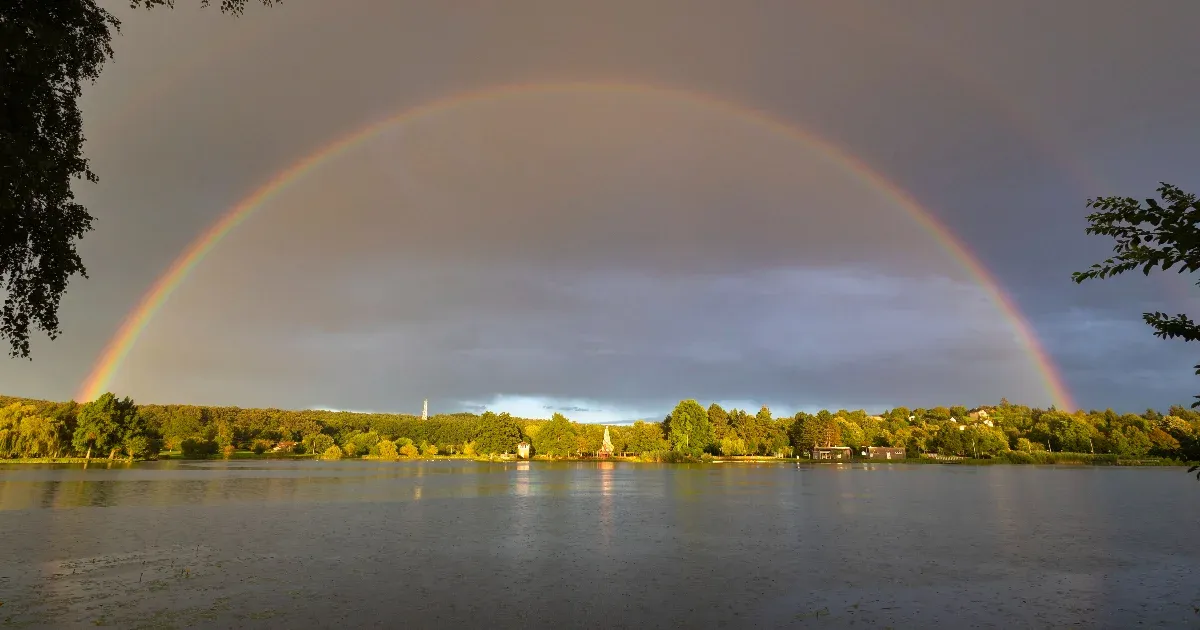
[0,454,1187,467]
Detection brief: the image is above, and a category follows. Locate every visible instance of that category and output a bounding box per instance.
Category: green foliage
[934,423,965,456]
[72,392,145,459]
[158,406,204,450]
[621,420,667,454]
[321,445,343,460]
[574,423,604,455]
[128,0,277,14]
[1148,428,1181,456]
[665,399,712,453]
[1073,183,1200,407]
[0,403,69,457]
[837,417,865,451]
[377,440,398,460]
[340,430,380,458]
[708,404,730,441]
[993,452,1128,466]
[1000,450,1036,464]
[474,411,524,455]
[788,412,814,452]
[532,413,577,457]
[0,0,276,357]
[303,433,334,455]
[792,411,840,453]
[1043,411,1096,453]
[3,392,1198,465]
[180,438,219,458]
[640,449,707,463]
[719,437,748,456]
[119,409,159,460]
[962,425,1009,458]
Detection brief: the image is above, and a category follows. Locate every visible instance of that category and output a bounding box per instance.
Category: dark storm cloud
[3,0,1199,416]
[126,260,1044,414]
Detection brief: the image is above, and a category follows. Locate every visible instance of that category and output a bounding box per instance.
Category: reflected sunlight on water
[0,461,1196,628]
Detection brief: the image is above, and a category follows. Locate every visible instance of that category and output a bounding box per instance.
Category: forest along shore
[1,393,1196,465]
[0,453,1182,466]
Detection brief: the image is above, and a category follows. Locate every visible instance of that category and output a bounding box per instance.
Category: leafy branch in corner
[0,0,277,358]
[128,1,279,16]
[1072,183,1200,407]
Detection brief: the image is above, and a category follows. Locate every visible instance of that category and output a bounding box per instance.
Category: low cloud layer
[124,262,1047,417]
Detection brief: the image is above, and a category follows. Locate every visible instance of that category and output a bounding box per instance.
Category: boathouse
[864,446,906,460]
[811,446,853,460]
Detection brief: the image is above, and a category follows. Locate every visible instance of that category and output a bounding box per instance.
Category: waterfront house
[811,446,853,460]
[864,446,906,460]
[517,441,531,459]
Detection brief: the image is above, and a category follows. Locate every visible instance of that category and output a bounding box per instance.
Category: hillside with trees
[2,393,1198,463]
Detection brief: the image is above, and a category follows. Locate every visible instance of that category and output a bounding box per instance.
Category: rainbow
[76,80,1076,410]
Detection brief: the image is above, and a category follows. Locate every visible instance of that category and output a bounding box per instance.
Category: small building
[811,446,853,460]
[516,441,531,459]
[864,446,906,460]
[597,426,614,459]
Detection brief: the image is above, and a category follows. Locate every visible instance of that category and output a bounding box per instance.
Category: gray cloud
[3,0,1199,417]
[119,260,1046,414]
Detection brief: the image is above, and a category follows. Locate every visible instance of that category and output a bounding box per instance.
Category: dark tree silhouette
[0,0,276,358]
[1072,183,1200,477]
[1073,184,1200,400]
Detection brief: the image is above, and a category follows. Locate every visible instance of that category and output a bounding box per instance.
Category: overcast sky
[4,0,1200,420]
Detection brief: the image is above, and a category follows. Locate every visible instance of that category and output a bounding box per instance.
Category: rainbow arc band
[76,81,1075,411]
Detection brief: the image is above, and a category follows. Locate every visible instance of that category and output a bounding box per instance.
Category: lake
[1,461,1197,628]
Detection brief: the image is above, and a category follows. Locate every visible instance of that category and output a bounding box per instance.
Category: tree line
[1,392,1198,463]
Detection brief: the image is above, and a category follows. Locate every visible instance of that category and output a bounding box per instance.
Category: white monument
[599,426,614,458]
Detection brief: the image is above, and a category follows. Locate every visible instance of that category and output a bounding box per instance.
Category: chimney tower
[422,399,428,421]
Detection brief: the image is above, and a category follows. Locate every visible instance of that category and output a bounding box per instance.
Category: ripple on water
[0,462,1196,628]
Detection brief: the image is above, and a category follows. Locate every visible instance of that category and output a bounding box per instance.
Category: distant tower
[422,399,428,421]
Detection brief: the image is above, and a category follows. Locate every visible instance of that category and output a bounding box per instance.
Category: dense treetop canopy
[2,392,1197,463]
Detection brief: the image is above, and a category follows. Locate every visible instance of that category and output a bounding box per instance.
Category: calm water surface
[1,461,1197,628]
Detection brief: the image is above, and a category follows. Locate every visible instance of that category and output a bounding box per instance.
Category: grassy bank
[156,450,316,461]
[816,453,1185,466]
[1,457,102,464]
[2,451,1188,466]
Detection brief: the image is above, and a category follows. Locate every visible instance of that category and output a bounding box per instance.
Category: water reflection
[599,461,614,550]
[1,461,1196,628]
[514,461,531,497]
